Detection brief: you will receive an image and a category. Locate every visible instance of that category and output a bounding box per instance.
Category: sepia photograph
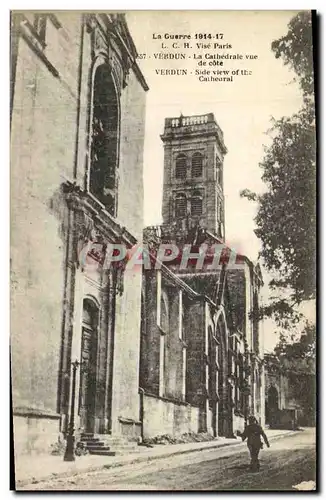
[10,9,317,491]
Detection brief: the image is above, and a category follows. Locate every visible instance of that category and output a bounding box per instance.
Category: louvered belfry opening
[191,152,203,178]
[175,193,187,218]
[175,154,187,179]
[191,191,203,216]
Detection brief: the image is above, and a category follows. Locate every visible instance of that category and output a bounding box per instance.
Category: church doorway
[79,298,99,433]
[266,385,279,428]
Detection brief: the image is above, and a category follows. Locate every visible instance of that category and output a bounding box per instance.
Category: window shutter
[191,195,202,216]
[175,194,187,217]
[191,152,203,178]
[175,154,187,179]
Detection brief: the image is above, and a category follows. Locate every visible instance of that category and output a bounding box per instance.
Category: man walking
[242,416,270,471]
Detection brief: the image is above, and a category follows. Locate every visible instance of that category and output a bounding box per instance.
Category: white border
[2,3,323,498]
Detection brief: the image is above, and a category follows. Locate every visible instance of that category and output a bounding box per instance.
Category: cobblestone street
[21,429,316,491]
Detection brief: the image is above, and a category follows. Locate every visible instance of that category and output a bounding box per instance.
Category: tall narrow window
[90,64,119,216]
[175,193,187,218]
[175,154,187,179]
[191,152,203,178]
[191,190,203,216]
[216,157,223,185]
[217,200,224,237]
[217,199,222,221]
[160,294,169,333]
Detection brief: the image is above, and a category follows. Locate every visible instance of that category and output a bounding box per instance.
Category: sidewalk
[14,429,299,488]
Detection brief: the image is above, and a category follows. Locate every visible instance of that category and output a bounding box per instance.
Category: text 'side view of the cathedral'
[11,12,266,457]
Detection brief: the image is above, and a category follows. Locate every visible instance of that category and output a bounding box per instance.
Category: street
[22,428,316,491]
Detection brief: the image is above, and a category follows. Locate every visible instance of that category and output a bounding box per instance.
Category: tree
[271,11,314,101]
[274,322,316,360]
[241,11,316,327]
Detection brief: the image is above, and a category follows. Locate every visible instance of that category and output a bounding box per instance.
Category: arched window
[90,63,120,216]
[175,193,187,218]
[82,298,99,328]
[175,154,187,179]
[191,152,203,178]
[191,190,203,216]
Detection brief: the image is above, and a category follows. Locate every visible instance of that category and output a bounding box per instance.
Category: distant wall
[142,393,200,438]
[233,413,245,435]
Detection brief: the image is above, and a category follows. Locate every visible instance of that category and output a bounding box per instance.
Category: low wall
[233,413,245,435]
[13,411,61,456]
[142,393,201,438]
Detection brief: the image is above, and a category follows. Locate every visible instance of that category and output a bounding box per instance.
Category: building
[11,12,148,455]
[265,354,315,429]
[11,12,266,458]
[140,114,265,440]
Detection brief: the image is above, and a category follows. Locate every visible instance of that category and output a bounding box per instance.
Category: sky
[126,11,308,351]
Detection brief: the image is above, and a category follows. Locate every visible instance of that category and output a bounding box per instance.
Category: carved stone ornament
[73,209,126,297]
[87,15,131,96]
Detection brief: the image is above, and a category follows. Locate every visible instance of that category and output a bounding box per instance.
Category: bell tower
[160,113,227,241]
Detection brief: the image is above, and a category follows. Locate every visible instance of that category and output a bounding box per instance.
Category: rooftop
[161,113,227,154]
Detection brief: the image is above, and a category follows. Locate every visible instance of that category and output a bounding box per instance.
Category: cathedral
[141,113,265,439]
[11,12,265,457]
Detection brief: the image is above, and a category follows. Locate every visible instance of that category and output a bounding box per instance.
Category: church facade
[11,12,148,455]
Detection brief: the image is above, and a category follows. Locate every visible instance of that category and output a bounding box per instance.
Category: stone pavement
[14,429,299,488]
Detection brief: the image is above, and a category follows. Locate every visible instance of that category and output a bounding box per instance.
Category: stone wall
[185,301,206,410]
[111,268,143,433]
[142,394,200,438]
[13,414,61,456]
[11,15,81,422]
[164,288,184,401]
[140,271,160,395]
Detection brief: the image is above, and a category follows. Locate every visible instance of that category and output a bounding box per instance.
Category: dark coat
[242,423,270,449]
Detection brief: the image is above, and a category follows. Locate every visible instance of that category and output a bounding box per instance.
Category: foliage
[75,441,89,456]
[271,11,314,100]
[274,322,316,360]
[240,11,316,326]
[50,438,66,456]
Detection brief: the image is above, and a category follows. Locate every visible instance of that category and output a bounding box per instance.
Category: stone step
[79,434,142,457]
[87,445,112,453]
[80,438,102,444]
[88,449,116,456]
[82,440,105,447]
